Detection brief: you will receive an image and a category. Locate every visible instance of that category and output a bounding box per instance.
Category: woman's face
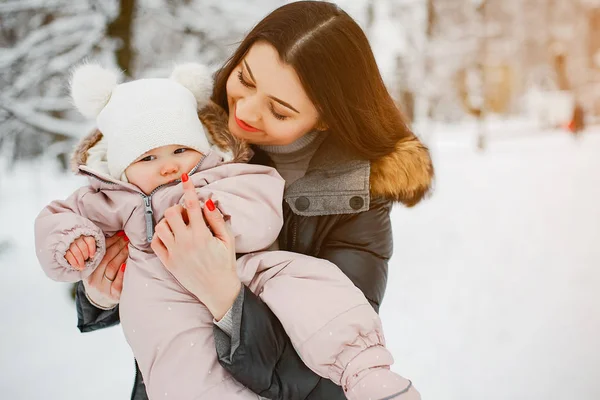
[226,41,320,146]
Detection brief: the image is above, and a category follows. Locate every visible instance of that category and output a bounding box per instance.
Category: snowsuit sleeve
[186,163,285,253]
[34,186,125,283]
[213,197,393,400]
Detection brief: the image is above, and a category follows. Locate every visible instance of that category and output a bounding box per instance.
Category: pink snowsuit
[35,140,415,399]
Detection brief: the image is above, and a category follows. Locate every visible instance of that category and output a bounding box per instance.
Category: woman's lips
[234,114,261,132]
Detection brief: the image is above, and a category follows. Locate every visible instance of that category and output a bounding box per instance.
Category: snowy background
[1,1,599,399]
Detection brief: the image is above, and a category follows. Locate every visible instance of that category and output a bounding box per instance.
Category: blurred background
[0,0,598,399]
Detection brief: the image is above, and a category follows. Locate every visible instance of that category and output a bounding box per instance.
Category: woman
[75,2,433,399]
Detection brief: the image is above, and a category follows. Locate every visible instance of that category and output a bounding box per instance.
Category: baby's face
[125,145,203,195]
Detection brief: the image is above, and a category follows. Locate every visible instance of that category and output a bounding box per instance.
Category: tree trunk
[107,0,136,76]
[425,0,435,119]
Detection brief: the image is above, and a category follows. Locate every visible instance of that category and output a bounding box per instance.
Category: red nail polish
[124,234,130,242]
[181,173,189,182]
[206,199,216,211]
[121,263,126,272]
[116,231,125,237]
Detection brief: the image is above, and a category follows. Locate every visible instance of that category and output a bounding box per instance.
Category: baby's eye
[139,155,156,162]
[174,148,188,154]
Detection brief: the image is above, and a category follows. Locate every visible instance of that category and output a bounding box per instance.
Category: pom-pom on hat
[70,62,222,180]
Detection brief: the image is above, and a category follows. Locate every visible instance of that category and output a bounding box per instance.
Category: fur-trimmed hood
[369,135,433,207]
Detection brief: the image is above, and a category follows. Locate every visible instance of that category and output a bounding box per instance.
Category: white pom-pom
[70,63,122,118]
[170,63,213,109]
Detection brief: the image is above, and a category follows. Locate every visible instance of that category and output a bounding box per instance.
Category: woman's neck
[257,131,326,187]
[258,130,321,155]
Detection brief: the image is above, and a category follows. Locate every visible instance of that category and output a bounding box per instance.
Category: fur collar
[369,135,434,206]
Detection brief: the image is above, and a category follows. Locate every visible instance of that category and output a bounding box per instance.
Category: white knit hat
[70,62,228,179]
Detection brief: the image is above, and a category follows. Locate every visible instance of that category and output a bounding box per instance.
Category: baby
[35,63,419,400]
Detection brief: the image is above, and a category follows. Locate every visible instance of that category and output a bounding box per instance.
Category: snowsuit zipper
[80,154,207,243]
[142,195,154,242]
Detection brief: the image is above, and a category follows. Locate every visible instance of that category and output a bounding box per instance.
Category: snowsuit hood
[69,101,253,179]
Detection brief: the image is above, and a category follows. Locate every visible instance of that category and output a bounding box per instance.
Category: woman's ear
[315,120,328,132]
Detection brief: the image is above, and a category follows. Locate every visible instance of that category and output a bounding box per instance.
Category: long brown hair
[212,1,413,160]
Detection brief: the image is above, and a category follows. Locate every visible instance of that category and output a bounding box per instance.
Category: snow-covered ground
[1,127,599,399]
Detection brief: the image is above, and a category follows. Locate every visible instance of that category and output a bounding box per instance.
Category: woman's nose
[236,95,261,123]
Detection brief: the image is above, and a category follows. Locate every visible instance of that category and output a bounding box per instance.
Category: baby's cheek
[123,165,136,184]
[187,153,204,170]
[122,164,146,186]
[125,165,151,193]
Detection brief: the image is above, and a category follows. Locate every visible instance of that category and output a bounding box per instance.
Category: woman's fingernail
[181,173,189,182]
[121,263,126,272]
[124,234,130,242]
[206,199,216,211]
[116,231,125,237]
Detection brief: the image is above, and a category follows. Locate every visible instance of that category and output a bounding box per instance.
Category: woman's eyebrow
[243,59,256,83]
[243,59,300,114]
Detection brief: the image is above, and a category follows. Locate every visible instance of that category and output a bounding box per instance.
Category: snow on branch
[5,29,104,99]
[1,102,93,140]
[22,97,73,112]
[0,14,105,70]
[0,0,73,13]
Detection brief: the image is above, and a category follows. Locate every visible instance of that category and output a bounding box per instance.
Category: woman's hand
[151,173,240,320]
[82,231,129,310]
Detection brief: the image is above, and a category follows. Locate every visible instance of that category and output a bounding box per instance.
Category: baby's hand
[65,236,97,271]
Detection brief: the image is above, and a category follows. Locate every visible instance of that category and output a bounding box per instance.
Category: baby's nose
[161,163,179,175]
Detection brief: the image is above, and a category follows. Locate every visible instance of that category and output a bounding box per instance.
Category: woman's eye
[174,148,187,154]
[269,104,288,121]
[237,70,254,89]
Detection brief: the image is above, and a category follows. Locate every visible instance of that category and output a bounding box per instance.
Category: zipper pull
[143,196,154,243]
